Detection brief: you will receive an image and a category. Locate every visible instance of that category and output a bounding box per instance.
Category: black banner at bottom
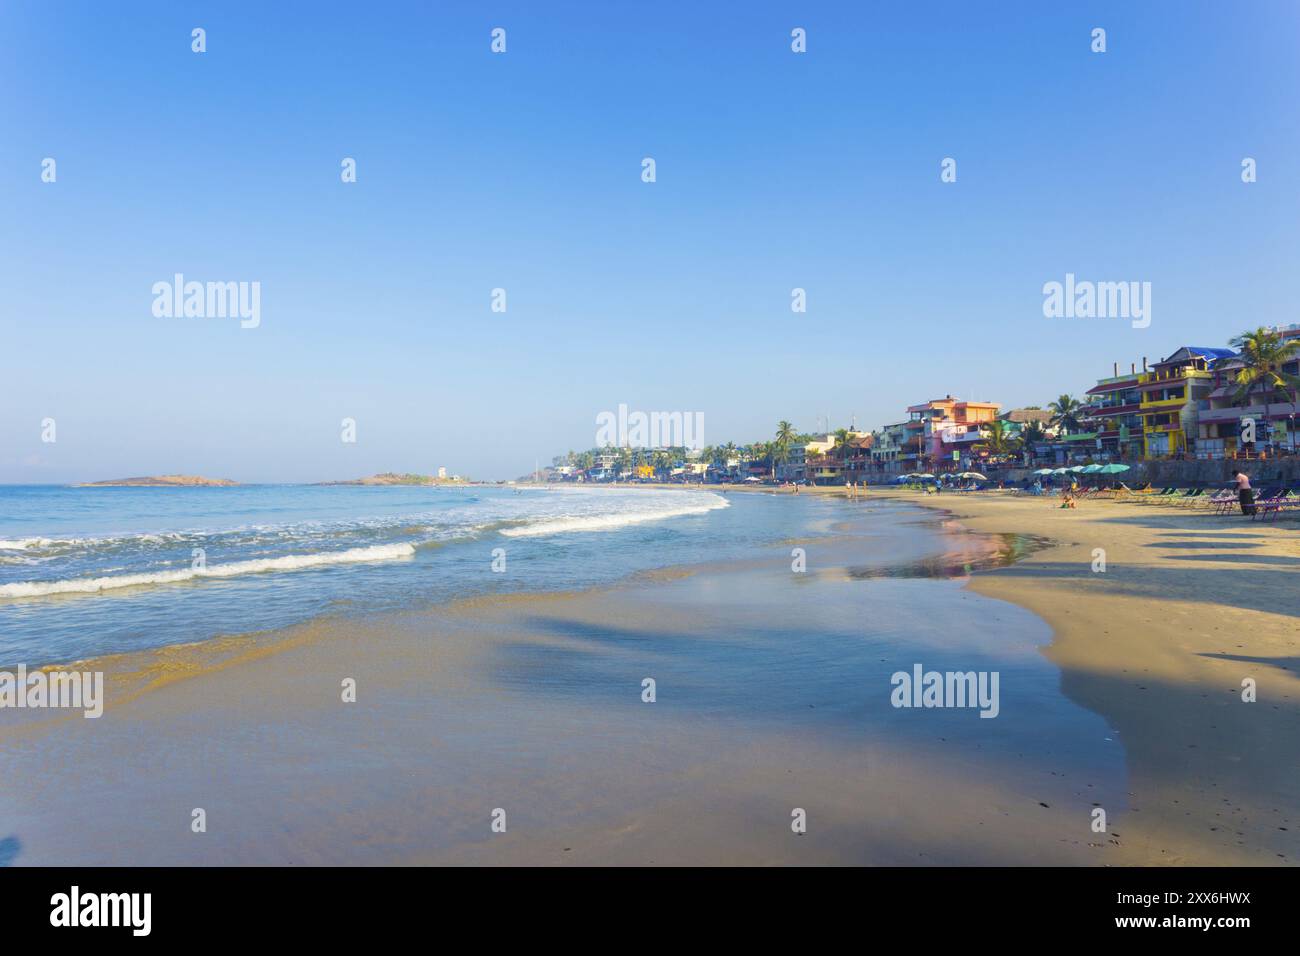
[0,865,1287,941]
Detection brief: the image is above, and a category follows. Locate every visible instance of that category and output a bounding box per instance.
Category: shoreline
[2,499,1124,865]
[869,488,1300,864]
[2,490,1296,865]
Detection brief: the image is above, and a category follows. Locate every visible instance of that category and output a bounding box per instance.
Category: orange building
[905,396,1001,469]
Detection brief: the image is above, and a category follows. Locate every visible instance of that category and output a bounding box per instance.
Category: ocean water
[0,484,811,665]
[0,484,1133,864]
[0,484,1046,670]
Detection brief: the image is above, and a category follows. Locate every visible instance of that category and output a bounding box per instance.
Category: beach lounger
[1202,489,1237,512]
[1119,483,1158,498]
[1220,487,1275,517]
[1105,482,1141,500]
[1253,489,1298,521]
[1212,488,1253,515]
[1137,487,1178,505]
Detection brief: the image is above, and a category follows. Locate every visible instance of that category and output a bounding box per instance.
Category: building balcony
[1198,402,1300,424]
[1140,368,1211,387]
[1082,402,1142,417]
[1139,396,1187,409]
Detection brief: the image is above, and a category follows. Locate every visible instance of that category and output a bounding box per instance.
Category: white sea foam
[0,532,187,553]
[500,494,729,538]
[0,538,54,550]
[0,542,416,599]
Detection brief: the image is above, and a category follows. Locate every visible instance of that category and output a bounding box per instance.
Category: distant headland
[77,475,239,487]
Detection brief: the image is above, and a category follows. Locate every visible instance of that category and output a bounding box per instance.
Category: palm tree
[1020,421,1047,445]
[802,443,819,483]
[1048,394,1084,435]
[1228,327,1300,406]
[697,445,715,480]
[831,428,852,480]
[722,442,738,477]
[652,449,671,477]
[773,420,796,479]
[981,419,1017,459]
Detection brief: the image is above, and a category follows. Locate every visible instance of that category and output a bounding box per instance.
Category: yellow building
[1138,347,1233,457]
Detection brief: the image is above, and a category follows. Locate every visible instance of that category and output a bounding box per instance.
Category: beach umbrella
[1081,464,1104,474]
[913,473,935,479]
[1032,468,1054,476]
[1051,467,1070,475]
[958,471,987,480]
[1098,463,1130,474]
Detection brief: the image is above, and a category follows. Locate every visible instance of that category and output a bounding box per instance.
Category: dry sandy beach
[1,489,1297,866]
[874,488,1300,865]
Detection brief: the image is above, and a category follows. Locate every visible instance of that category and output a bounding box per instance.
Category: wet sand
[870,488,1300,865]
[1,494,1296,865]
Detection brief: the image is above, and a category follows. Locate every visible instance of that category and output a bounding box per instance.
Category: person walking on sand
[1233,469,1256,516]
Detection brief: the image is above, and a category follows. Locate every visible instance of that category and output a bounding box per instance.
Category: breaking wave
[0,543,416,599]
[500,495,729,538]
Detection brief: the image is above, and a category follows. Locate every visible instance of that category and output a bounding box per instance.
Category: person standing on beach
[1233,469,1256,515]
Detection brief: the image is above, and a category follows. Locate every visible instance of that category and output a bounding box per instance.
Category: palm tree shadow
[1199,652,1300,672]
[1165,553,1300,565]
[981,560,1300,619]
[0,836,20,867]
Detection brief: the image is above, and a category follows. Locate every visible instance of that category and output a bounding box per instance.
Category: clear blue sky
[3,1,1298,481]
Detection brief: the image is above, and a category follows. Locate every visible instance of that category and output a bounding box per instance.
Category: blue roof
[1186,347,1238,359]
